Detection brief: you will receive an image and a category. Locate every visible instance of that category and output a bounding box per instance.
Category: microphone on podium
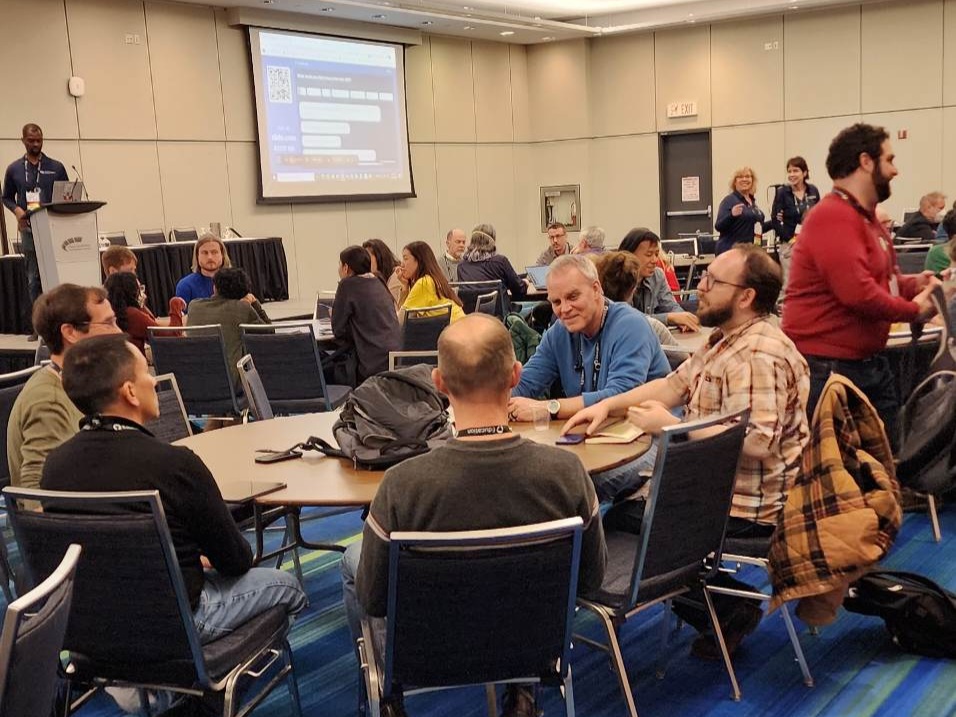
[70,165,89,200]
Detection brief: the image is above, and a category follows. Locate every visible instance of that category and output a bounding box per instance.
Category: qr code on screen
[267,66,293,104]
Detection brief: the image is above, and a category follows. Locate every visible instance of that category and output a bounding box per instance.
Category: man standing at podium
[2,123,69,337]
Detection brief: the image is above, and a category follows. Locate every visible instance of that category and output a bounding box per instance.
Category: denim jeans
[193,567,307,644]
[591,440,658,503]
[20,229,42,304]
[804,353,899,451]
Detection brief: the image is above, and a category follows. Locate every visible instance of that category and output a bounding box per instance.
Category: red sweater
[782,191,919,360]
[124,306,183,354]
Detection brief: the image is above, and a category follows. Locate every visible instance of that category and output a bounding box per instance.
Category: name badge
[25,190,40,212]
[889,275,900,297]
[794,223,802,235]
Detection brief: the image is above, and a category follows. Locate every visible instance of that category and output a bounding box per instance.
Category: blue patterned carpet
[71,505,956,717]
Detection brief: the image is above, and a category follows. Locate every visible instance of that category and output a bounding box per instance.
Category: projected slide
[249,28,414,202]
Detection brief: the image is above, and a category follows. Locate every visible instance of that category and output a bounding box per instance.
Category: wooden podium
[28,200,106,289]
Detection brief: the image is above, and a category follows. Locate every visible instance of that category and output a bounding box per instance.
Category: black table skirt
[134,237,289,316]
[0,257,30,334]
[0,238,290,331]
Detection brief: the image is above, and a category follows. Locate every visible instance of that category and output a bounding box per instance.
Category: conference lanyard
[81,416,143,433]
[831,188,894,272]
[23,157,42,190]
[455,425,512,437]
[574,303,609,394]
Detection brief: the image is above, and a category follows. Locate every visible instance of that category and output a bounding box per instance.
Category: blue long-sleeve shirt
[513,301,670,406]
[175,272,214,307]
[2,154,68,214]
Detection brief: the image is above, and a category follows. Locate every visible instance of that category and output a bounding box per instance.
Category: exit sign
[667,101,698,118]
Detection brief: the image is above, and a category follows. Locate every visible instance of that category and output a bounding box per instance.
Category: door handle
[666,205,712,218]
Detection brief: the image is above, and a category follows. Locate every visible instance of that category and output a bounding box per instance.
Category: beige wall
[3,0,956,302]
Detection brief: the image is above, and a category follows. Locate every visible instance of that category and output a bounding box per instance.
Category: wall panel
[473,42,515,142]
[157,142,232,236]
[655,26,711,132]
[526,40,590,141]
[67,0,156,140]
[147,2,225,141]
[80,141,164,240]
[784,7,861,120]
[590,34,656,137]
[711,123,785,217]
[435,145,479,236]
[0,1,77,140]
[430,37,477,143]
[712,16,784,127]
[590,134,660,241]
[862,0,943,113]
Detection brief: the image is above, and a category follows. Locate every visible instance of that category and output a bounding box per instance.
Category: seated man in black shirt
[41,335,307,712]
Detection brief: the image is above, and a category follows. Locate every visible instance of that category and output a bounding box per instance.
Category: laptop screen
[525,265,550,290]
[52,181,83,203]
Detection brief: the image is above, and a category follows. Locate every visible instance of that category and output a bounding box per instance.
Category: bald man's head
[436,314,517,399]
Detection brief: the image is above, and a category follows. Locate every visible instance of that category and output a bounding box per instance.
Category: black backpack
[306,364,451,470]
[897,286,956,493]
[844,570,956,659]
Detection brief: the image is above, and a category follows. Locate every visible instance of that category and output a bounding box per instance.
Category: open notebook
[585,419,644,445]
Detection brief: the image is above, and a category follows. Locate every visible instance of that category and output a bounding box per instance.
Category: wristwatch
[548,399,561,419]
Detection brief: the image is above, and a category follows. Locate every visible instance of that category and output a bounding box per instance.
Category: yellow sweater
[401,275,465,323]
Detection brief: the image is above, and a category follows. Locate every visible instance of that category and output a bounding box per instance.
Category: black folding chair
[402,305,452,352]
[0,365,44,601]
[387,351,439,371]
[147,325,247,421]
[138,228,167,245]
[237,355,275,421]
[0,543,80,717]
[359,518,583,717]
[171,227,200,242]
[240,323,350,414]
[575,410,749,717]
[451,279,507,318]
[4,488,302,717]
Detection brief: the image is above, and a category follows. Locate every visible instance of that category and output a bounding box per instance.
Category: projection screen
[248,27,415,203]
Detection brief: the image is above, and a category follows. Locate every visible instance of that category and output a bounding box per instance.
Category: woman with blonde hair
[715,166,772,255]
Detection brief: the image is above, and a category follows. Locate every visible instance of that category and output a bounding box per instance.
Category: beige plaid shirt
[665,316,810,525]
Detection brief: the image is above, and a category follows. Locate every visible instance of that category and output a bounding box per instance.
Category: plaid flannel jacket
[768,375,902,618]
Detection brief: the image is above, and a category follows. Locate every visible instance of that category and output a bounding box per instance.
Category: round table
[174,412,651,508]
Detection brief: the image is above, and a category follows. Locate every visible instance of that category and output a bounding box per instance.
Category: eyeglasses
[74,316,119,328]
[699,271,748,291]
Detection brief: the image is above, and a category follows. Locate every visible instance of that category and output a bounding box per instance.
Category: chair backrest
[98,231,128,247]
[144,373,193,443]
[138,229,167,245]
[240,323,334,413]
[475,291,499,317]
[627,409,749,606]
[147,325,243,418]
[33,340,50,366]
[451,280,506,318]
[313,291,336,321]
[383,518,583,694]
[662,346,690,371]
[170,227,199,243]
[896,249,929,275]
[0,543,80,717]
[402,305,452,352]
[3,488,211,687]
[237,355,275,421]
[388,351,439,372]
[0,366,43,486]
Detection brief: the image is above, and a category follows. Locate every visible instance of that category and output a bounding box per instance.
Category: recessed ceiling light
[262,0,274,4]
[542,36,553,41]
[500,30,515,36]
[320,6,334,10]
[372,13,386,18]
[687,12,694,16]
[463,5,471,9]
[789,4,799,8]
[463,25,474,30]
[421,20,433,25]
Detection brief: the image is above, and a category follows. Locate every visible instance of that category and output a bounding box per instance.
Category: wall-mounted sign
[681,176,700,203]
[666,101,698,119]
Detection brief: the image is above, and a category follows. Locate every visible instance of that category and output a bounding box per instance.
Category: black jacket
[896,213,938,242]
[771,183,821,242]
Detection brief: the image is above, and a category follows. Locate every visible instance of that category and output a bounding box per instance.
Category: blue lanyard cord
[23,157,42,190]
[574,303,609,394]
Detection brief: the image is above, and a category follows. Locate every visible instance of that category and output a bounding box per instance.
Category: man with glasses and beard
[561,244,811,657]
[781,123,940,439]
